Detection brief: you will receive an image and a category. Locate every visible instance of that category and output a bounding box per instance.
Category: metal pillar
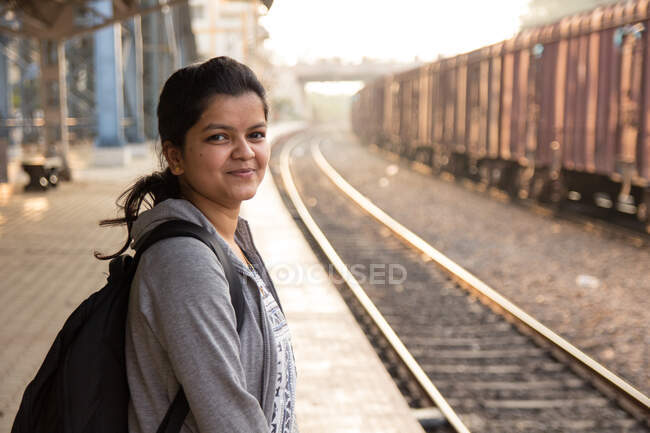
[173,2,198,66]
[0,36,9,183]
[93,0,126,165]
[38,38,71,180]
[140,2,194,140]
[19,40,33,145]
[163,6,180,71]
[124,16,145,143]
[144,9,161,139]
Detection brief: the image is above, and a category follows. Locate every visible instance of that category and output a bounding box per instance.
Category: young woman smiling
[97,57,298,433]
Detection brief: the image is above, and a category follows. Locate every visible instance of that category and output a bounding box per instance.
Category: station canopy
[0,0,273,40]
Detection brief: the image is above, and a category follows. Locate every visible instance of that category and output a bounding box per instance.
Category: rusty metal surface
[465,54,482,157]
[353,0,650,195]
[488,50,502,159]
[642,17,650,180]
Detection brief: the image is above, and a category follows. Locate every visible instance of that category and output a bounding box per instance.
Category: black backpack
[11,220,245,433]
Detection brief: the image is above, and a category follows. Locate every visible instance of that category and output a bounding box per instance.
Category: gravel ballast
[317,129,650,397]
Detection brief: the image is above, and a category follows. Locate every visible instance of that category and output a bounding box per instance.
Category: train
[351,0,650,232]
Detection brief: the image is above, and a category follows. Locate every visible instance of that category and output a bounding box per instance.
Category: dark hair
[95,56,268,260]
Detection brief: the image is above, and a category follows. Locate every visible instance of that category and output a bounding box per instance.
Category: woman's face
[166,92,269,209]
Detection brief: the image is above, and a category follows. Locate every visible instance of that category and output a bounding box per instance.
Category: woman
[97,57,297,433]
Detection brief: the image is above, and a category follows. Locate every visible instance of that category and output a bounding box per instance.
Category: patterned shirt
[249,266,298,433]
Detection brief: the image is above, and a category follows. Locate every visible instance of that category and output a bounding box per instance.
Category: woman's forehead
[198,92,266,123]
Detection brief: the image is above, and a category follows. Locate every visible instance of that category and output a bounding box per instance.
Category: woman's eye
[249,131,266,139]
[208,133,227,142]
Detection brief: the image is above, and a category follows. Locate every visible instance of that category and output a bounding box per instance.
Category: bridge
[291,59,422,84]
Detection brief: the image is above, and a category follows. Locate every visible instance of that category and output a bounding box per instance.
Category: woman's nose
[232,136,255,159]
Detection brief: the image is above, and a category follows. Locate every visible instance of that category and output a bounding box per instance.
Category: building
[190,0,268,63]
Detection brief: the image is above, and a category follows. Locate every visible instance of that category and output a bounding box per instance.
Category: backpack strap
[134,219,245,433]
[155,388,189,433]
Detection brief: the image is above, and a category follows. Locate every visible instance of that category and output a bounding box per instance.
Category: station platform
[0,127,425,433]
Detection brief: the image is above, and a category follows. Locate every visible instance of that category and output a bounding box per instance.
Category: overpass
[269,59,422,122]
[291,59,422,84]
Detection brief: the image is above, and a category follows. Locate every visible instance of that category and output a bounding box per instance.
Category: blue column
[145,8,161,139]
[124,16,145,143]
[19,39,38,147]
[93,0,126,165]
[0,36,9,183]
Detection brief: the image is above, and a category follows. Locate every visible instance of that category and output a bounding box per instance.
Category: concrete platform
[0,127,424,433]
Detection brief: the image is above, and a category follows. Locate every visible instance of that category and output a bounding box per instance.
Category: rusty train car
[351,1,650,231]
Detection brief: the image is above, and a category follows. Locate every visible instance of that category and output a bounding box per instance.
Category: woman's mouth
[228,168,255,178]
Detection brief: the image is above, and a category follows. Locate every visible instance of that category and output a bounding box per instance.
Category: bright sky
[260,0,530,65]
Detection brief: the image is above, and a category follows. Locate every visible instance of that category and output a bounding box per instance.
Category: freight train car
[351,0,650,232]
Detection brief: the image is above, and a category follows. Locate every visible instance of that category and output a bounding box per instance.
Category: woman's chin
[232,186,259,202]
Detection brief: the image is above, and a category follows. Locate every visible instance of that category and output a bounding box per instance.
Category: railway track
[270,131,650,433]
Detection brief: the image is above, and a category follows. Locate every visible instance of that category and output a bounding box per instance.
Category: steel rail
[311,141,650,424]
[279,136,472,433]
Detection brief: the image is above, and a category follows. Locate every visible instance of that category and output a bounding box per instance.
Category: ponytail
[94,168,181,260]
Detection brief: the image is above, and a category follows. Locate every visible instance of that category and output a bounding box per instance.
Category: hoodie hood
[131,198,217,249]
[131,198,252,275]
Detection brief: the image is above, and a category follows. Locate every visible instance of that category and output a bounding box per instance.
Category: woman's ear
[163,141,184,175]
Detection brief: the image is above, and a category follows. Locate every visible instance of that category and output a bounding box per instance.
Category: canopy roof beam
[0,0,272,41]
[0,0,191,41]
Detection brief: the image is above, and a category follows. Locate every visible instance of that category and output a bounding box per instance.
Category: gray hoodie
[125,198,282,433]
